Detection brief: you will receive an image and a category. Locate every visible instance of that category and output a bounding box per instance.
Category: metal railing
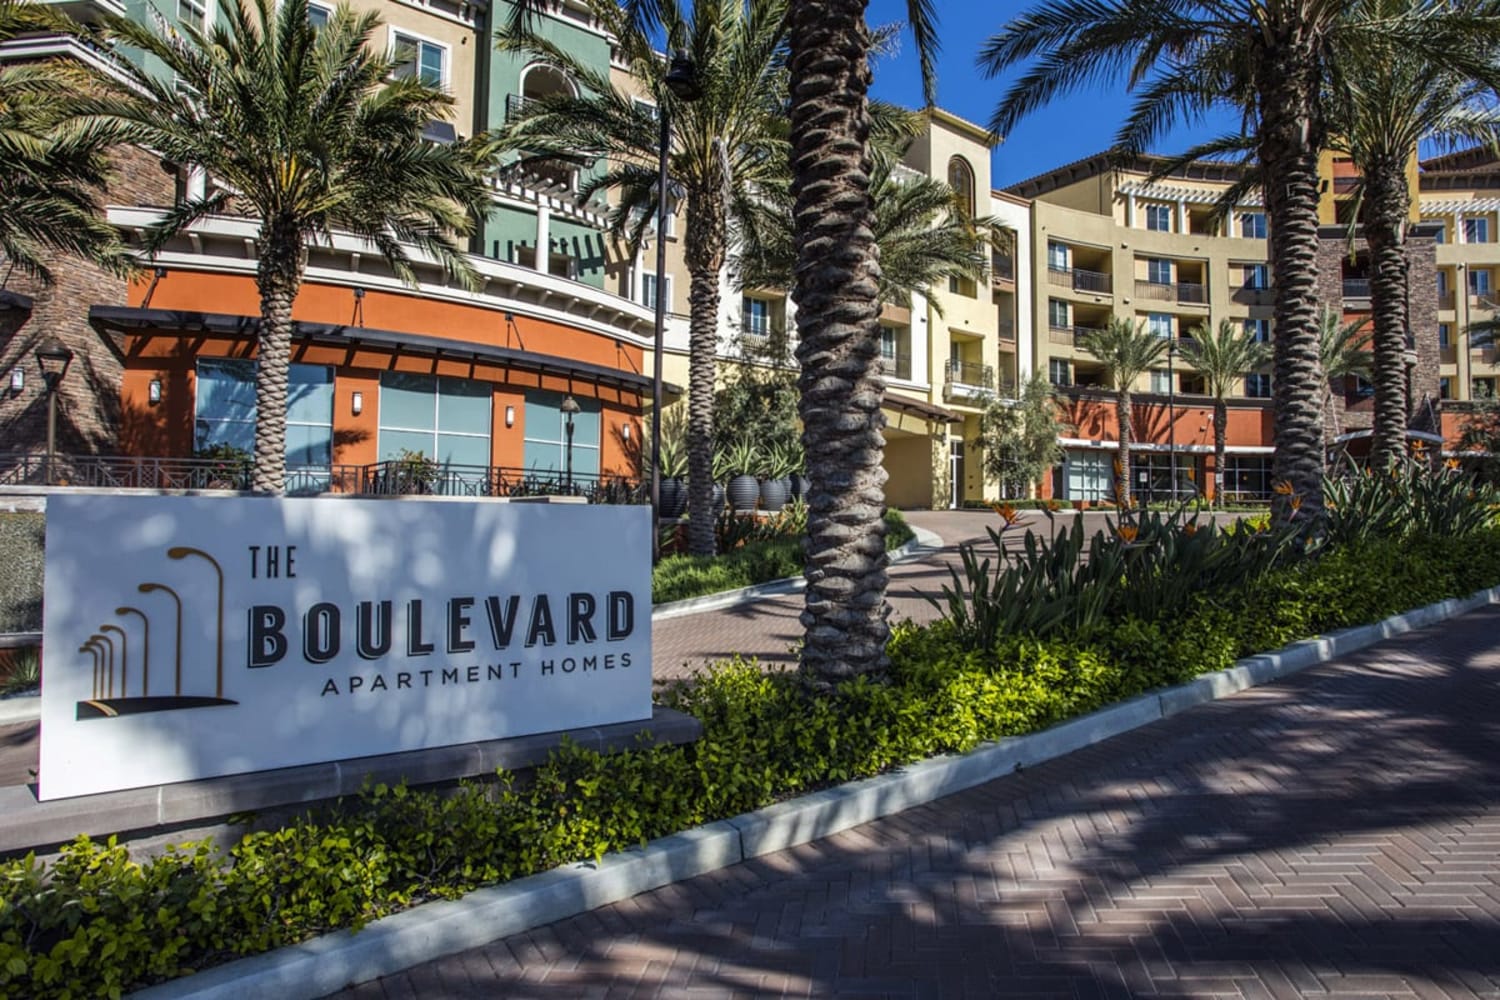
[997,319,1016,344]
[0,454,646,504]
[943,359,994,391]
[1232,285,1274,304]
[1343,277,1371,299]
[991,254,1016,283]
[878,352,913,380]
[1439,290,1457,310]
[1047,265,1113,294]
[1134,280,1207,305]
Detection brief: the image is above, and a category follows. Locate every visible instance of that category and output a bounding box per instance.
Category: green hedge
[652,509,913,604]
[5,529,1499,997]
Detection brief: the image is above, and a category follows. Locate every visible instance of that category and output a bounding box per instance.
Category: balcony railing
[0,454,646,504]
[997,319,1016,344]
[1048,266,1112,294]
[1439,290,1457,310]
[1134,279,1207,305]
[943,359,994,399]
[1232,285,1274,305]
[991,254,1016,284]
[878,352,913,381]
[1343,277,1371,300]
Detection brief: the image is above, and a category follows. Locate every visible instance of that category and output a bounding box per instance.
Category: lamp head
[664,49,701,102]
[560,395,582,415]
[34,335,74,387]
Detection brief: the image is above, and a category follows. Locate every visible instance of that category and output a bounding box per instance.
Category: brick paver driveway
[337,604,1500,999]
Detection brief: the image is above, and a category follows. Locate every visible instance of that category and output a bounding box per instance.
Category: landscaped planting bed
[2,470,1494,998]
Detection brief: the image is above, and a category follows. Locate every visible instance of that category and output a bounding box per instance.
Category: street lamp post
[649,50,701,563]
[1167,339,1178,503]
[34,336,74,486]
[561,395,580,495]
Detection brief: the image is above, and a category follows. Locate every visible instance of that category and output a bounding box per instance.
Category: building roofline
[924,107,998,147]
[1004,150,1247,199]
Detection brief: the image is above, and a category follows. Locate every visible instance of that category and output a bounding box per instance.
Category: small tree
[1318,305,1373,447]
[976,371,1062,499]
[1079,317,1168,509]
[1180,320,1270,506]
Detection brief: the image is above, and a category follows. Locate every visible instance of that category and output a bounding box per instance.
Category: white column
[533,204,551,272]
[1177,198,1188,234]
[629,248,642,304]
[1457,213,1467,244]
[186,167,206,203]
[910,290,930,388]
[1125,193,1136,229]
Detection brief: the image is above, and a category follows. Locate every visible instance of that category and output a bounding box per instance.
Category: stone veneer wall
[1313,225,1442,440]
[0,146,174,457]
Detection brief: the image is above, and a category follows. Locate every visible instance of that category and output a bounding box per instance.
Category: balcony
[1051,324,1105,347]
[0,454,646,504]
[943,359,995,401]
[1134,280,1207,306]
[1342,277,1371,301]
[878,352,913,381]
[1439,290,1457,310]
[1232,285,1274,305]
[991,253,1016,287]
[1048,266,1113,295]
[997,319,1016,345]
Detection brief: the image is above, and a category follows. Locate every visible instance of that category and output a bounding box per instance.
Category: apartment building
[0,0,659,491]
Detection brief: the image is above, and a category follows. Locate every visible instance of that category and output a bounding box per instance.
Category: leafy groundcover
[3,519,1498,997]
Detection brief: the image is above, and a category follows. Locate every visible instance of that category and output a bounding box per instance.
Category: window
[1239,212,1267,239]
[1245,372,1271,398]
[1244,318,1270,343]
[641,272,671,311]
[1244,263,1269,290]
[523,390,600,477]
[880,327,896,359]
[1048,358,1071,386]
[1224,455,1273,499]
[1465,217,1490,244]
[1146,258,1171,285]
[1430,222,1447,244]
[1437,270,1449,295]
[1440,377,1452,399]
[1470,268,1492,297]
[1150,369,1171,394]
[1474,377,1497,399]
[1440,323,1451,348]
[306,2,330,27]
[1047,241,1069,271]
[948,156,975,218]
[1145,204,1173,232]
[378,373,491,467]
[742,296,770,338]
[195,359,334,470]
[1147,313,1173,339]
[392,32,445,87]
[177,0,205,27]
[1065,450,1113,501]
[1047,298,1069,329]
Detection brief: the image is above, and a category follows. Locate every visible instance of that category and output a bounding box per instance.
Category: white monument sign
[39,494,652,800]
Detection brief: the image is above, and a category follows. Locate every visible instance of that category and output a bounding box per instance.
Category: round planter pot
[658,477,687,520]
[789,472,809,501]
[759,476,789,512]
[727,474,761,513]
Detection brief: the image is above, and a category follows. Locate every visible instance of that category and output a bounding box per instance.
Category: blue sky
[864,0,1246,189]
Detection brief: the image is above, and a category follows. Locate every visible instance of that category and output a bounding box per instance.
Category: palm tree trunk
[1362,159,1411,470]
[253,215,303,495]
[684,182,726,557]
[788,0,889,683]
[1115,390,1131,508]
[1255,33,1326,526]
[1213,400,1228,507]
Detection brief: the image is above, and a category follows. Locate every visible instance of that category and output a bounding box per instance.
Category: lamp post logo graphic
[75,545,236,720]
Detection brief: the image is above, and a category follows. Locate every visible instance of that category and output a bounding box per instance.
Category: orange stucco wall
[118,270,644,475]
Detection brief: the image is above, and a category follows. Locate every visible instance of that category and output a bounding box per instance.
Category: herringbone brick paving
[334,592,1500,997]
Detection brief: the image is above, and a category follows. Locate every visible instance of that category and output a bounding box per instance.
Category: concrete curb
[650,524,942,622]
[0,695,40,726]
[129,581,1500,999]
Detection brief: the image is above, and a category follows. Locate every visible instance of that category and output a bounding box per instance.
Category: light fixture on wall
[622,423,631,441]
[504,404,515,428]
[148,379,162,404]
[7,368,21,392]
[351,391,363,416]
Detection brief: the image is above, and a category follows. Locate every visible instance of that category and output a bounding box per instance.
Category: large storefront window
[377,373,492,466]
[1223,455,1273,500]
[1064,449,1113,502]
[523,390,600,477]
[195,360,334,471]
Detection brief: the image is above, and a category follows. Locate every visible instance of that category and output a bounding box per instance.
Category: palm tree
[979,0,1500,526]
[89,0,496,493]
[1079,317,1168,509]
[731,153,990,313]
[1317,304,1373,447]
[784,0,939,683]
[0,1,132,284]
[1321,0,1500,469]
[1180,320,1271,505]
[497,0,788,558]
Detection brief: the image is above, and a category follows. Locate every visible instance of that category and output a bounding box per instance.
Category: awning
[0,290,34,313]
[88,305,679,400]
[1060,436,1274,455]
[1331,428,1446,445]
[884,394,961,425]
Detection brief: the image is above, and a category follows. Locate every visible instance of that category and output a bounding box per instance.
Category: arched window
[948,156,975,217]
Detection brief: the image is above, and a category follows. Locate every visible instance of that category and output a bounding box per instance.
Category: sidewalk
[336,602,1500,999]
